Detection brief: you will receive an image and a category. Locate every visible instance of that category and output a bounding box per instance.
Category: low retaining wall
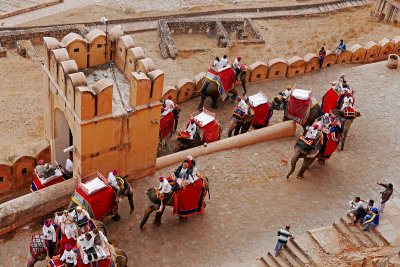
[156,120,296,170]
[0,178,77,236]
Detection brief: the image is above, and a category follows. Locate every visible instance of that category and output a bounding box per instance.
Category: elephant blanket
[30,174,66,192]
[318,129,341,162]
[251,103,273,129]
[159,111,174,146]
[205,67,236,101]
[30,234,47,258]
[202,120,222,144]
[71,186,116,221]
[173,176,206,217]
[321,88,340,113]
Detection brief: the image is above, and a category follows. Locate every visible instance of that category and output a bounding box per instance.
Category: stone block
[364,41,380,63]
[177,78,194,104]
[75,86,96,120]
[287,56,305,77]
[193,72,206,97]
[115,35,135,72]
[9,150,35,191]
[147,69,164,100]
[125,47,145,80]
[92,79,113,116]
[304,53,319,72]
[66,72,87,108]
[162,86,178,102]
[137,58,156,74]
[393,36,400,55]
[130,72,151,107]
[249,61,268,81]
[109,25,124,42]
[322,50,336,68]
[86,29,111,67]
[0,159,12,198]
[350,44,366,63]
[378,38,394,60]
[267,58,287,78]
[58,60,78,95]
[49,48,69,84]
[336,50,353,64]
[61,33,88,69]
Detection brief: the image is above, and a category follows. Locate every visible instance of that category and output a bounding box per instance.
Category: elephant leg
[287,151,301,179]
[234,123,241,136]
[340,125,350,151]
[127,188,134,214]
[154,206,166,226]
[173,118,179,132]
[241,79,247,95]
[297,155,317,178]
[211,97,218,109]
[240,121,251,134]
[115,248,128,267]
[198,94,206,110]
[140,206,155,230]
[26,251,36,267]
[228,122,237,137]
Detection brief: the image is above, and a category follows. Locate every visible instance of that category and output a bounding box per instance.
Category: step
[373,218,399,245]
[253,258,269,267]
[342,214,384,247]
[280,247,301,267]
[287,238,314,266]
[333,220,363,248]
[261,253,279,267]
[265,252,282,267]
[342,215,377,247]
[273,252,291,267]
[308,226,350,255]
[293,234,325,266]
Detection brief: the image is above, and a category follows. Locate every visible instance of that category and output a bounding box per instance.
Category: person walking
[377,182,393,213]
[318,47,326,70]
[275,225,292,256]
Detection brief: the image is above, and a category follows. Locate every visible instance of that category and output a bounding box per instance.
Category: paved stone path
[0,0,62,20]
[1,62,399,267]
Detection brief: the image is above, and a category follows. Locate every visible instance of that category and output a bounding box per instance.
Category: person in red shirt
[318,47,326,70]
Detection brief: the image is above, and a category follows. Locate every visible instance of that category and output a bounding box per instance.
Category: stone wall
[163,35,400,103]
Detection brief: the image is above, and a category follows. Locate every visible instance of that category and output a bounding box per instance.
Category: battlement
[42,26,164,180]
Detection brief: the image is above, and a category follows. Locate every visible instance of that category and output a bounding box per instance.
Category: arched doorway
[54,108,73,167]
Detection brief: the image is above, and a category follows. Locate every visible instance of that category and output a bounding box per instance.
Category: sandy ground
[1,61,400,266]
[8,0,337,27]
[0,6,399,158]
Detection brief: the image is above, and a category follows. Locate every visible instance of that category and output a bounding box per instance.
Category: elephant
[139,177,210,230]
[26,221,129,267]
[333,109,361,151]
[271,92,322,131]
[68,177,134,222]
[286,125,342,179]
[197,69,248,110]
[176,129,202,151]
[228,110,254,137]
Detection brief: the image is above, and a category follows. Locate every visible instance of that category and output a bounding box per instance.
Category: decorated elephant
[228,109,254,137]
[140,177,210,230]
[197,69,248,110]
[333,109,361,151]
[271,92,322,131]
[176,129,202,151]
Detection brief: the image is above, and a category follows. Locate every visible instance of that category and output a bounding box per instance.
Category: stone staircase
[254,197,400,267]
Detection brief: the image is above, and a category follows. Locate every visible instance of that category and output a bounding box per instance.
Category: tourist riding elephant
[68,177,134,222]
[176,129,202,151]
[333,109,361,151]
[271,92,322,131]
[26,221,129,267]
[228,109,254,137]
[197,69,248,110]
[139,177,210,230]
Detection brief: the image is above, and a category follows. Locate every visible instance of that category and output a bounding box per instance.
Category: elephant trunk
[287,150,301,179]
[140,206,155,230]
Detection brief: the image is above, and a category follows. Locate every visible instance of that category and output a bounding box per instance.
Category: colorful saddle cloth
[159,111,174,146]
[173,176,207,218]
[321,88,341,113]
[319,129,341,162]
[343,107,356,118]
[205,67,236,101]
[233,108,246,119]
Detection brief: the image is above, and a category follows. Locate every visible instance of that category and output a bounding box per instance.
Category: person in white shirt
[165,95,177,111]
[42,219,56,258]
[220,54,228,68]
[78,232,98,263]
[304,124,319,141]
[157,176,172,212]
[348,197,365,216]
[236,96,249,115]
[65,155,73,175]
[185,119,197,139]
[317,113,331,129]
[60,210,78,239]
[71,206,91,235]
[282,85,291,101]
[213,56,222,69]
[108,170,120,192]
[233,56,242,70]
[165,95,180,132]
[60,244,77,267]
[92,228,109,259]
[342,92,354,110]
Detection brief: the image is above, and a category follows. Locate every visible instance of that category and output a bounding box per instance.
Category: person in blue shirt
[334,39,347,55]
[361,207,379,231]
